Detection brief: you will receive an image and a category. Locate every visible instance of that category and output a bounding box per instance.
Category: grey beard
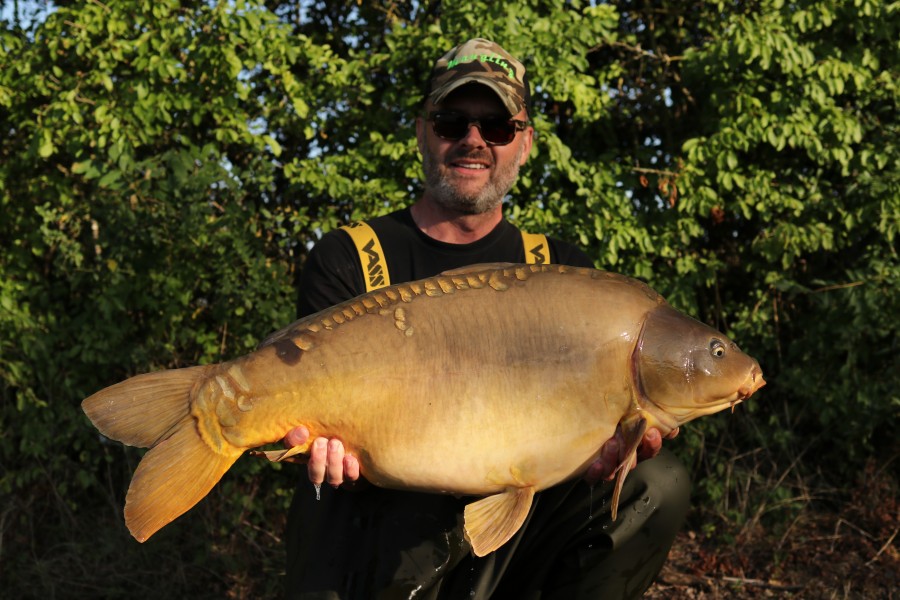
[422,144,525,215]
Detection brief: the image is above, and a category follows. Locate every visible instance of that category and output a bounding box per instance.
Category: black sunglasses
[427,111,528,146]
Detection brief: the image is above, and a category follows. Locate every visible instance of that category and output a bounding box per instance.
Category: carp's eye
[710,339,726,358]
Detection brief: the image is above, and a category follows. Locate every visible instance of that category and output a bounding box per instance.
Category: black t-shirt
[297,208,593,317]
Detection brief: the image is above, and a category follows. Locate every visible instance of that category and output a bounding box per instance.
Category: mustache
[446,150,493,165]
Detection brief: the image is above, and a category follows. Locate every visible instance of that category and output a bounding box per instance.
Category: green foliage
[1,0,897,597]
[674,0,899,477]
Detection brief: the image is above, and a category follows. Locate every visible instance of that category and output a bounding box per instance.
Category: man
[283,39,690,599]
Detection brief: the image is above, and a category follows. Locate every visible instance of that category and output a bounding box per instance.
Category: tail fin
[82,366,241,542]
[82,366,212,447]
[124,417,240,541]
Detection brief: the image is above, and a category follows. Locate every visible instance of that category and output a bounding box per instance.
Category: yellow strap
[521,232,550,264]
[341,222,391,292]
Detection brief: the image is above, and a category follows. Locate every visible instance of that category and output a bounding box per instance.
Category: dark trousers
[285,448,690,600]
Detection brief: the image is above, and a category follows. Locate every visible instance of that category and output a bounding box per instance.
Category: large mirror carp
[82,263,765,556]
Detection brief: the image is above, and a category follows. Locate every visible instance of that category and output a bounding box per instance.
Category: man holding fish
[282,38,691,599]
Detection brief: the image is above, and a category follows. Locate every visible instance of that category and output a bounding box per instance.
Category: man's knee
[641,447,691,521]
[604,448,691,550]
[515,450,692,599]
[638,448,691,542]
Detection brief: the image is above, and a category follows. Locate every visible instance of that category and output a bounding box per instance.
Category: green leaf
[38,131,54,158]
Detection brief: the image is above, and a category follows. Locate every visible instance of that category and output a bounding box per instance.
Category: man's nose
[457,122,487,147]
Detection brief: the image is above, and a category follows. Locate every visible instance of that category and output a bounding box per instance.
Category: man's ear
[415,117,426,155]
[519,126,534,166]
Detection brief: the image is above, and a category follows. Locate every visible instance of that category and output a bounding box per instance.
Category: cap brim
[429,76,522,117]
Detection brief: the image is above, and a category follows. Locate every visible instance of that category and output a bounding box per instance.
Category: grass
[2,462,292,600]
[648,456,899,599]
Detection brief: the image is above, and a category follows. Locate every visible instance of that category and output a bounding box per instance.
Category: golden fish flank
[81,263,765,555]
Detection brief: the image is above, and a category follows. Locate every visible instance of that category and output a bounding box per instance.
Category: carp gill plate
[82,263,765,556]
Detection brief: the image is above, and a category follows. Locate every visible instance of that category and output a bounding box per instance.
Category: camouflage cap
[425,38,530,117]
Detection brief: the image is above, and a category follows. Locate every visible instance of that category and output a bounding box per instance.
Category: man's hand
[583,426,679,486]
[283,426,361,488]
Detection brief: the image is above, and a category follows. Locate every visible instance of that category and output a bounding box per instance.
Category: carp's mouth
[732,367,766,409]
[693,365,766,417]
[742,366,766,398]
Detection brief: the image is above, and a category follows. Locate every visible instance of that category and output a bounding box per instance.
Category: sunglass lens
[432,114,469,141]
[479,118,516,145]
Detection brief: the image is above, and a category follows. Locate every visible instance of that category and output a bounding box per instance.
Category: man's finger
[343,454,360,482]
[326,439,345,487]
[583,436,621,485]
[583,461,605,486]
[637,427,663,461]
[284,425,310,449]
[307,437,327,485]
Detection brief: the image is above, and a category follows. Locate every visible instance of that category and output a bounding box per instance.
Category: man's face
[416,85,533,215]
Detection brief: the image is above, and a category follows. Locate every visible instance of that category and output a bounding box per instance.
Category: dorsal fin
[440,263,515,277]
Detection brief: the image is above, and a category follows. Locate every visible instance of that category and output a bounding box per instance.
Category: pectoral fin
[463,486,535,557]
[611,416,648,521]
